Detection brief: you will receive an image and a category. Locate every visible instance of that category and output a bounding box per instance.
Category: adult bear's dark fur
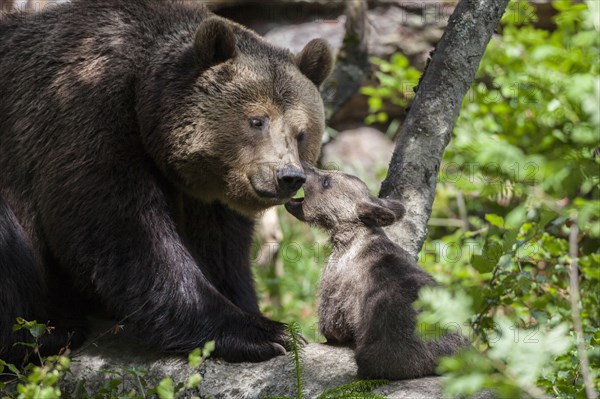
[0,0,333,364]
[285,164,469,379]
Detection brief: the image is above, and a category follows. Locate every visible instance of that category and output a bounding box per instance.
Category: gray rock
[64,325,496,399]
[262,1,451,63]
[64,328,449,399]
[265,18,345,56]
[321,127,395,190]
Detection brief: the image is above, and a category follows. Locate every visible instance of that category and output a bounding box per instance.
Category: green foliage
[12,319,47,342]
[1,356,71,399]
[253,209,330,341]
[360,54,421,126]
[1,320,70,399]
[94,340,214,399]
[417,287,574,398]
[0,320,214,399]
[362,0,599,397]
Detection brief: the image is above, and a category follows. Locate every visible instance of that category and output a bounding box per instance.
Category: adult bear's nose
[277,165,306,194]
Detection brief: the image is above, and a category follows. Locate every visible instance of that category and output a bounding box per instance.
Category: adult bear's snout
[276,164,306,194]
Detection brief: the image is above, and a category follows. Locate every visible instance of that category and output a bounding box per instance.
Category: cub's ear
[380,198,405,220]
[195,17,237,68]
[357,197,405,227]
[295,38,334,87]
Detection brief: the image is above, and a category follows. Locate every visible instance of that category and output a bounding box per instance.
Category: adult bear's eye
[322,176,331,189]
[297,132,305,143]
[249,117,267,130]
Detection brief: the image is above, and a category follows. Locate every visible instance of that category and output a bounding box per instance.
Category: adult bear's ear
[295,38,333,88]
[357,197,405,227]
[194,17,237,68]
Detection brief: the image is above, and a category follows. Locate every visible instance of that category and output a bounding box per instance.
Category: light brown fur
[137,16,331,216]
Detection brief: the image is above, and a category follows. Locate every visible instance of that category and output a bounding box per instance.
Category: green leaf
[13,341,36,349]
[489,319,572,387]
[37,387,61,399]
[188,348,202,368]
[7,362,20,375]
[376,112,388,123]
[443,373,487,396]
[485,214,505,228]
[367,97,383,112]
[585,0,600,30]
[502,228,519,252]
[471,254,495,273]
[202,340,216,358]
[156,378,175,399]
[538,208,558,227]
[174,381,185,394]
[515,273,532,293]
[187,373,202,389]
[416,287,473,336]
[29,323,46,339]
[505,205,527,229]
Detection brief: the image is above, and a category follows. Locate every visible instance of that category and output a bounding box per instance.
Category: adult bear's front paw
[214,314,292,362]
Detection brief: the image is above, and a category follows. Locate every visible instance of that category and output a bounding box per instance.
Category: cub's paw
[214,314,292,362]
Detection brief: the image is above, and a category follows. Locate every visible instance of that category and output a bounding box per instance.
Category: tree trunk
[322,0,370,121]
[380,0,510,259]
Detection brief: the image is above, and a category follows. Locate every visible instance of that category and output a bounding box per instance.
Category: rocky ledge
[63,324,493,399]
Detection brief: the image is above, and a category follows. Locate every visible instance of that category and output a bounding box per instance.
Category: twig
[427,217,468,228]
[72,297,152,357]
[135,373,147,399]
[35,341,44,367]
[568,223,597,399]
[455,189,470,231]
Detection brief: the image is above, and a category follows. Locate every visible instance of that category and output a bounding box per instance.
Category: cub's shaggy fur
[286,164,468,379]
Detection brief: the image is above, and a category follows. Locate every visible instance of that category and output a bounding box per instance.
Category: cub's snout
[284,163,405,230]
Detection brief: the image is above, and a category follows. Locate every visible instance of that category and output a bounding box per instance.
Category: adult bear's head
[137,15,333,216]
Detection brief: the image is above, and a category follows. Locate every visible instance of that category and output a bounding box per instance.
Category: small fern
[287,321,305,399]
[317,380,389,399]
[262,324,390,399]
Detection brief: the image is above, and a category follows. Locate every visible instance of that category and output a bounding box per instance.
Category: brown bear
[0,0,333,365]
[285,163,469,380]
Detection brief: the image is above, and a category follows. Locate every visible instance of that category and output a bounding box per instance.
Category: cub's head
[137,16,333,215]
[285,163,405,232]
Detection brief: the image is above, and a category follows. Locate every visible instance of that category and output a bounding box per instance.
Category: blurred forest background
[1,0,598,398]
[237,1,598,397]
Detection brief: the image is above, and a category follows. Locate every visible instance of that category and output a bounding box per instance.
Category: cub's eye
[322,176,331,189]
[297,132,306,143]
[249,117,267,129]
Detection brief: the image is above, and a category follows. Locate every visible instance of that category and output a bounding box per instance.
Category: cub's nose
[277,165,306,194]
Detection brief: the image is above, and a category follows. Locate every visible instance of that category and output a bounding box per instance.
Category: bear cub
[285,163,469,380]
